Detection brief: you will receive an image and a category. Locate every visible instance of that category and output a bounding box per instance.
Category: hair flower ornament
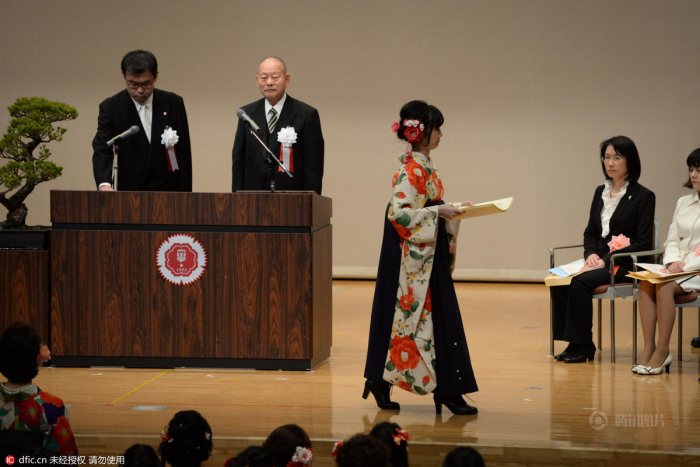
[277,126,298,174]
[392,428,410,445]
[38,344,51,364]
[607,234,631,253]
[331,441,343,459]
[160,126,180,172]
[160,425,171,443]
[286,446,313,467]
[402,119,424,143]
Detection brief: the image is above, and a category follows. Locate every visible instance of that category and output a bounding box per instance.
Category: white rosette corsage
[160,126,180,171]
[276,126,298,173]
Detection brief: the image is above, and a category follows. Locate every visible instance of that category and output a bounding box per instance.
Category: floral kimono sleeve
[388,159,439,244]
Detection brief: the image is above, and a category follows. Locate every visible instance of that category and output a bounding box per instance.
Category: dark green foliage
[0,97,77,227]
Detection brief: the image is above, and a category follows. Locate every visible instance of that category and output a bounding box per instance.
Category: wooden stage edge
[33,281,700,467]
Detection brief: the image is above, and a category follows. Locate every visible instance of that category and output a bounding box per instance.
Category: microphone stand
[112,143,120,191]
[246,127,293,193]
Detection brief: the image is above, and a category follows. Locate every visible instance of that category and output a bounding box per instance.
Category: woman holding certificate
[635,149,700,375]
[551,136,655,363]
[362,100,478,415]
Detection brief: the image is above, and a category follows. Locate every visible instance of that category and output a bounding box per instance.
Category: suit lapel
[611,184,635,216]
[609,183,637,232]
[251,99,267,133]
[276,96,298,133]
[151,89,168,147]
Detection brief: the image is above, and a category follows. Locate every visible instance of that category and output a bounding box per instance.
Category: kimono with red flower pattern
[382,151,459,394]
[0,383,78,455]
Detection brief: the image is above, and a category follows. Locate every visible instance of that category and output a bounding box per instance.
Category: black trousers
[550,266,628,345]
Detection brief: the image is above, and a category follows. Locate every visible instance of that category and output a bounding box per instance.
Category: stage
[33,281,700,466]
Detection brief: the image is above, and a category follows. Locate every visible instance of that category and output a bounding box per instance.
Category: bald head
[258,56,287,74]
[256,56,290,105]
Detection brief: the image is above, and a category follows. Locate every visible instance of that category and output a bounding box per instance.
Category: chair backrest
[654,217,660,250]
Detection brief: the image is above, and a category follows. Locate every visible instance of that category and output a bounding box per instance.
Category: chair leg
[610,300,616,364]
[550,296,554,357]
[597,299,603,351]
[632,300,638,365]
[678,307,683,363]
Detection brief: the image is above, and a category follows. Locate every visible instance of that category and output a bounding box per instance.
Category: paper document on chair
[635,263,671,275]
[549,259,585,277]
[544,259,585,287]
[453,197,513,220]
[627,263,700,283]
[544,274,574,287]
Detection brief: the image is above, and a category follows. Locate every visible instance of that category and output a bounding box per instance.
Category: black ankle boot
[362,380,400,410]
[433,394,477,415]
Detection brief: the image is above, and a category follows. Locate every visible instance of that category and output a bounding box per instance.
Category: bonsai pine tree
[0,97,77,228]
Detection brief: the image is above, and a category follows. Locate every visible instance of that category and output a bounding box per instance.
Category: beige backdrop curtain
[1,0,698,281]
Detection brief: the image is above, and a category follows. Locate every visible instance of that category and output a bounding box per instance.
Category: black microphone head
[237,108,259,131]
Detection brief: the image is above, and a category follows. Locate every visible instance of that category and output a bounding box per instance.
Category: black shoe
[362,380,400,410]
[433,394,478,415]
[691,337,700,348]
[554,343,575,361]
[562,343,596,364]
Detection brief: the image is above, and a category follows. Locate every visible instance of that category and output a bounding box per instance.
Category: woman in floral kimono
[363,100,478,415]
[0,323,78,456]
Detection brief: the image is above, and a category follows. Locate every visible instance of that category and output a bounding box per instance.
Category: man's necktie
[139,104,151,143]
[268,108,278,134]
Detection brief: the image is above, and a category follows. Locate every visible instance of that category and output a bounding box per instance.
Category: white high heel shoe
[631,364,646,374]
[637,353,672,375]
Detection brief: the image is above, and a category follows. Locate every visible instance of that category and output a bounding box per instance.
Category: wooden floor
[33,281,700,466]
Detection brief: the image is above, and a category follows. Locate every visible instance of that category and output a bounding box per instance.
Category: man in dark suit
[232,56,324,194]
[92,50,192,191]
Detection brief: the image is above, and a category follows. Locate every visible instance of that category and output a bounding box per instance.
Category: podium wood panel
[50,190,331,229]
[50,191,332,369]
[0,250,49,341]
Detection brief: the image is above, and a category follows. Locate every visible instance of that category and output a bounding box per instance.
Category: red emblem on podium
[156,234,207,285]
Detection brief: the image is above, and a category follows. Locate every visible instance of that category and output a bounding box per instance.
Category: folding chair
[548,247,660,364]
[674,291,700,363]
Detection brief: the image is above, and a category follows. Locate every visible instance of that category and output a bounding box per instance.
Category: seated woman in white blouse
[636,148,700,375]
[550,136,655,363]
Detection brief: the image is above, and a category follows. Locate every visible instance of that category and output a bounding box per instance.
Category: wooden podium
[49,190,332,370]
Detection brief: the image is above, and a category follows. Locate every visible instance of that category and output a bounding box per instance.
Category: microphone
[106,125,140,147]
[237,108,260,132]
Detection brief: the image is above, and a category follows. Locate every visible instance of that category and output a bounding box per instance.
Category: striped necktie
[268,107,278,134]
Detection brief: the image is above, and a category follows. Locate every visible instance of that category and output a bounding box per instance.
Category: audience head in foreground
[159,410,212,467]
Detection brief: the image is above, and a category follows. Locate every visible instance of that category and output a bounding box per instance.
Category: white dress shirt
[600,180,629,237]
[132,94,153,143]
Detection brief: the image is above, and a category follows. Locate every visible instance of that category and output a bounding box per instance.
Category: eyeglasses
[126,80,154,90]
[257,73,284,82]
[601,154,624,164]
